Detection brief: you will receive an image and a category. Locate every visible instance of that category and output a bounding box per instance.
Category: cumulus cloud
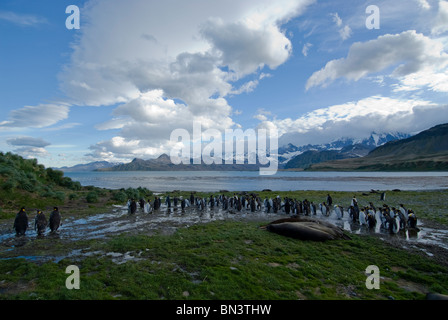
[306,30,448,90]
[256,96,448,146]
[61,0,314,107]
[0,104,70,129]
[63,0,315,161]
[432,0,448,35]
[199,18,292,76]
[88,89,235,161]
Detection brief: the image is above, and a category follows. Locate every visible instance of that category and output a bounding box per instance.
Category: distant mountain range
[96,131,413,172]
[57,124,448,172]
[56,161,122,172]
[278,132,411,163]
[97,154,263,171]
[280,132,410,169]
[306,123,448,171]
[283,144,371,170]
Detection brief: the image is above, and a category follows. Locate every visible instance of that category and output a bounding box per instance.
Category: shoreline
[64,169,448,193]
[1,198,448,300]
[1,184,448,300]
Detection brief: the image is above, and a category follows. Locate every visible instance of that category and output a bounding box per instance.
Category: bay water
[64,170,448,192]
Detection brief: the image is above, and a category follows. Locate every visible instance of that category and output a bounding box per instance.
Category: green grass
[1,220,447,300]
[1,151,448,300]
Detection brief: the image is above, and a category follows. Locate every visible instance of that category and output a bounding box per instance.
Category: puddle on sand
[1,204,447,263]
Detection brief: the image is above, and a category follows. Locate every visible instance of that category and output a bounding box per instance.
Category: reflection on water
[329,210,448,251]
[1,202,448,264]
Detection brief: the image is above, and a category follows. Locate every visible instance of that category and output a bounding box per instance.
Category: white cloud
[417,0,431,9]
[339,25,352,41]
[88,89,234,161]
[259,73,272,80]
[331,13,343,27]
[200,17,292,76]
[43,122,82,131]
[63,0,315,161]
[432,0,448,35]
[393,67,448,92]
[0,11,47,26]
[330,12,352,41]
[256,96,448,146]
[306,30,448,90]
[254,108,272,121]
[5,136,52,161]
[13,147,50,159]
[230,80,259,95]
[0,104,70,129]
[302,42,312,56]
[7,136,51,148]
[60,0,314,107]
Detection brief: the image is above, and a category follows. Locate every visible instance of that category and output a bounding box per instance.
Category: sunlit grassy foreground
[1,217,447,300]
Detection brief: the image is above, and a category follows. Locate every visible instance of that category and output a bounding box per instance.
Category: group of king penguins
[13,207,62,237]
[124,192,418,235]
[348,196,418,234]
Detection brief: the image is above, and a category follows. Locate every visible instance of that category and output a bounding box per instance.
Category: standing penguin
[320,202,327,216]
[407,210,418,229]
[181,197,186,211]
[49,207,61,232]
[130,199,137,214]
[13,207,28,236]
[367,211,377,229]
[334,205,343,220]
[165,195,171,208]
[284,198,290,214]
[359,208,367,226]
[144,199,152,214]
[250,197,256,213]
[34,210,48,236]
[326,194,333,207]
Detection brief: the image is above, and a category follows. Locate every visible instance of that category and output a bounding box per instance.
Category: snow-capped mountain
[278,132,411,165]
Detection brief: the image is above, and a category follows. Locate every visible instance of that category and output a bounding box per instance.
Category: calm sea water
[64,171,448,192]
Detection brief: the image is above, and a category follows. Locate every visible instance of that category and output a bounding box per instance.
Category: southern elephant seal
[265,217,351,241]
[426,292,448,300]
[267,222,335,241]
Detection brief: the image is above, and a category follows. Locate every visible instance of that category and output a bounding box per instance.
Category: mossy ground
[1,202,447,300]
[1,152,447,300]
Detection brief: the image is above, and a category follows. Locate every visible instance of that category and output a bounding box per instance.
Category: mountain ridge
[281,132,410,169]
[97,154,264,171]
[58,130,424,172]
[306,123,448,171]
[56,161,122,172]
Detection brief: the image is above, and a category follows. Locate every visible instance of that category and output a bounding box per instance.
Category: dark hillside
[307,123,448,171]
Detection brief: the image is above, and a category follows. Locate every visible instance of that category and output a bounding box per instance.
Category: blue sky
[1,0,448,167]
